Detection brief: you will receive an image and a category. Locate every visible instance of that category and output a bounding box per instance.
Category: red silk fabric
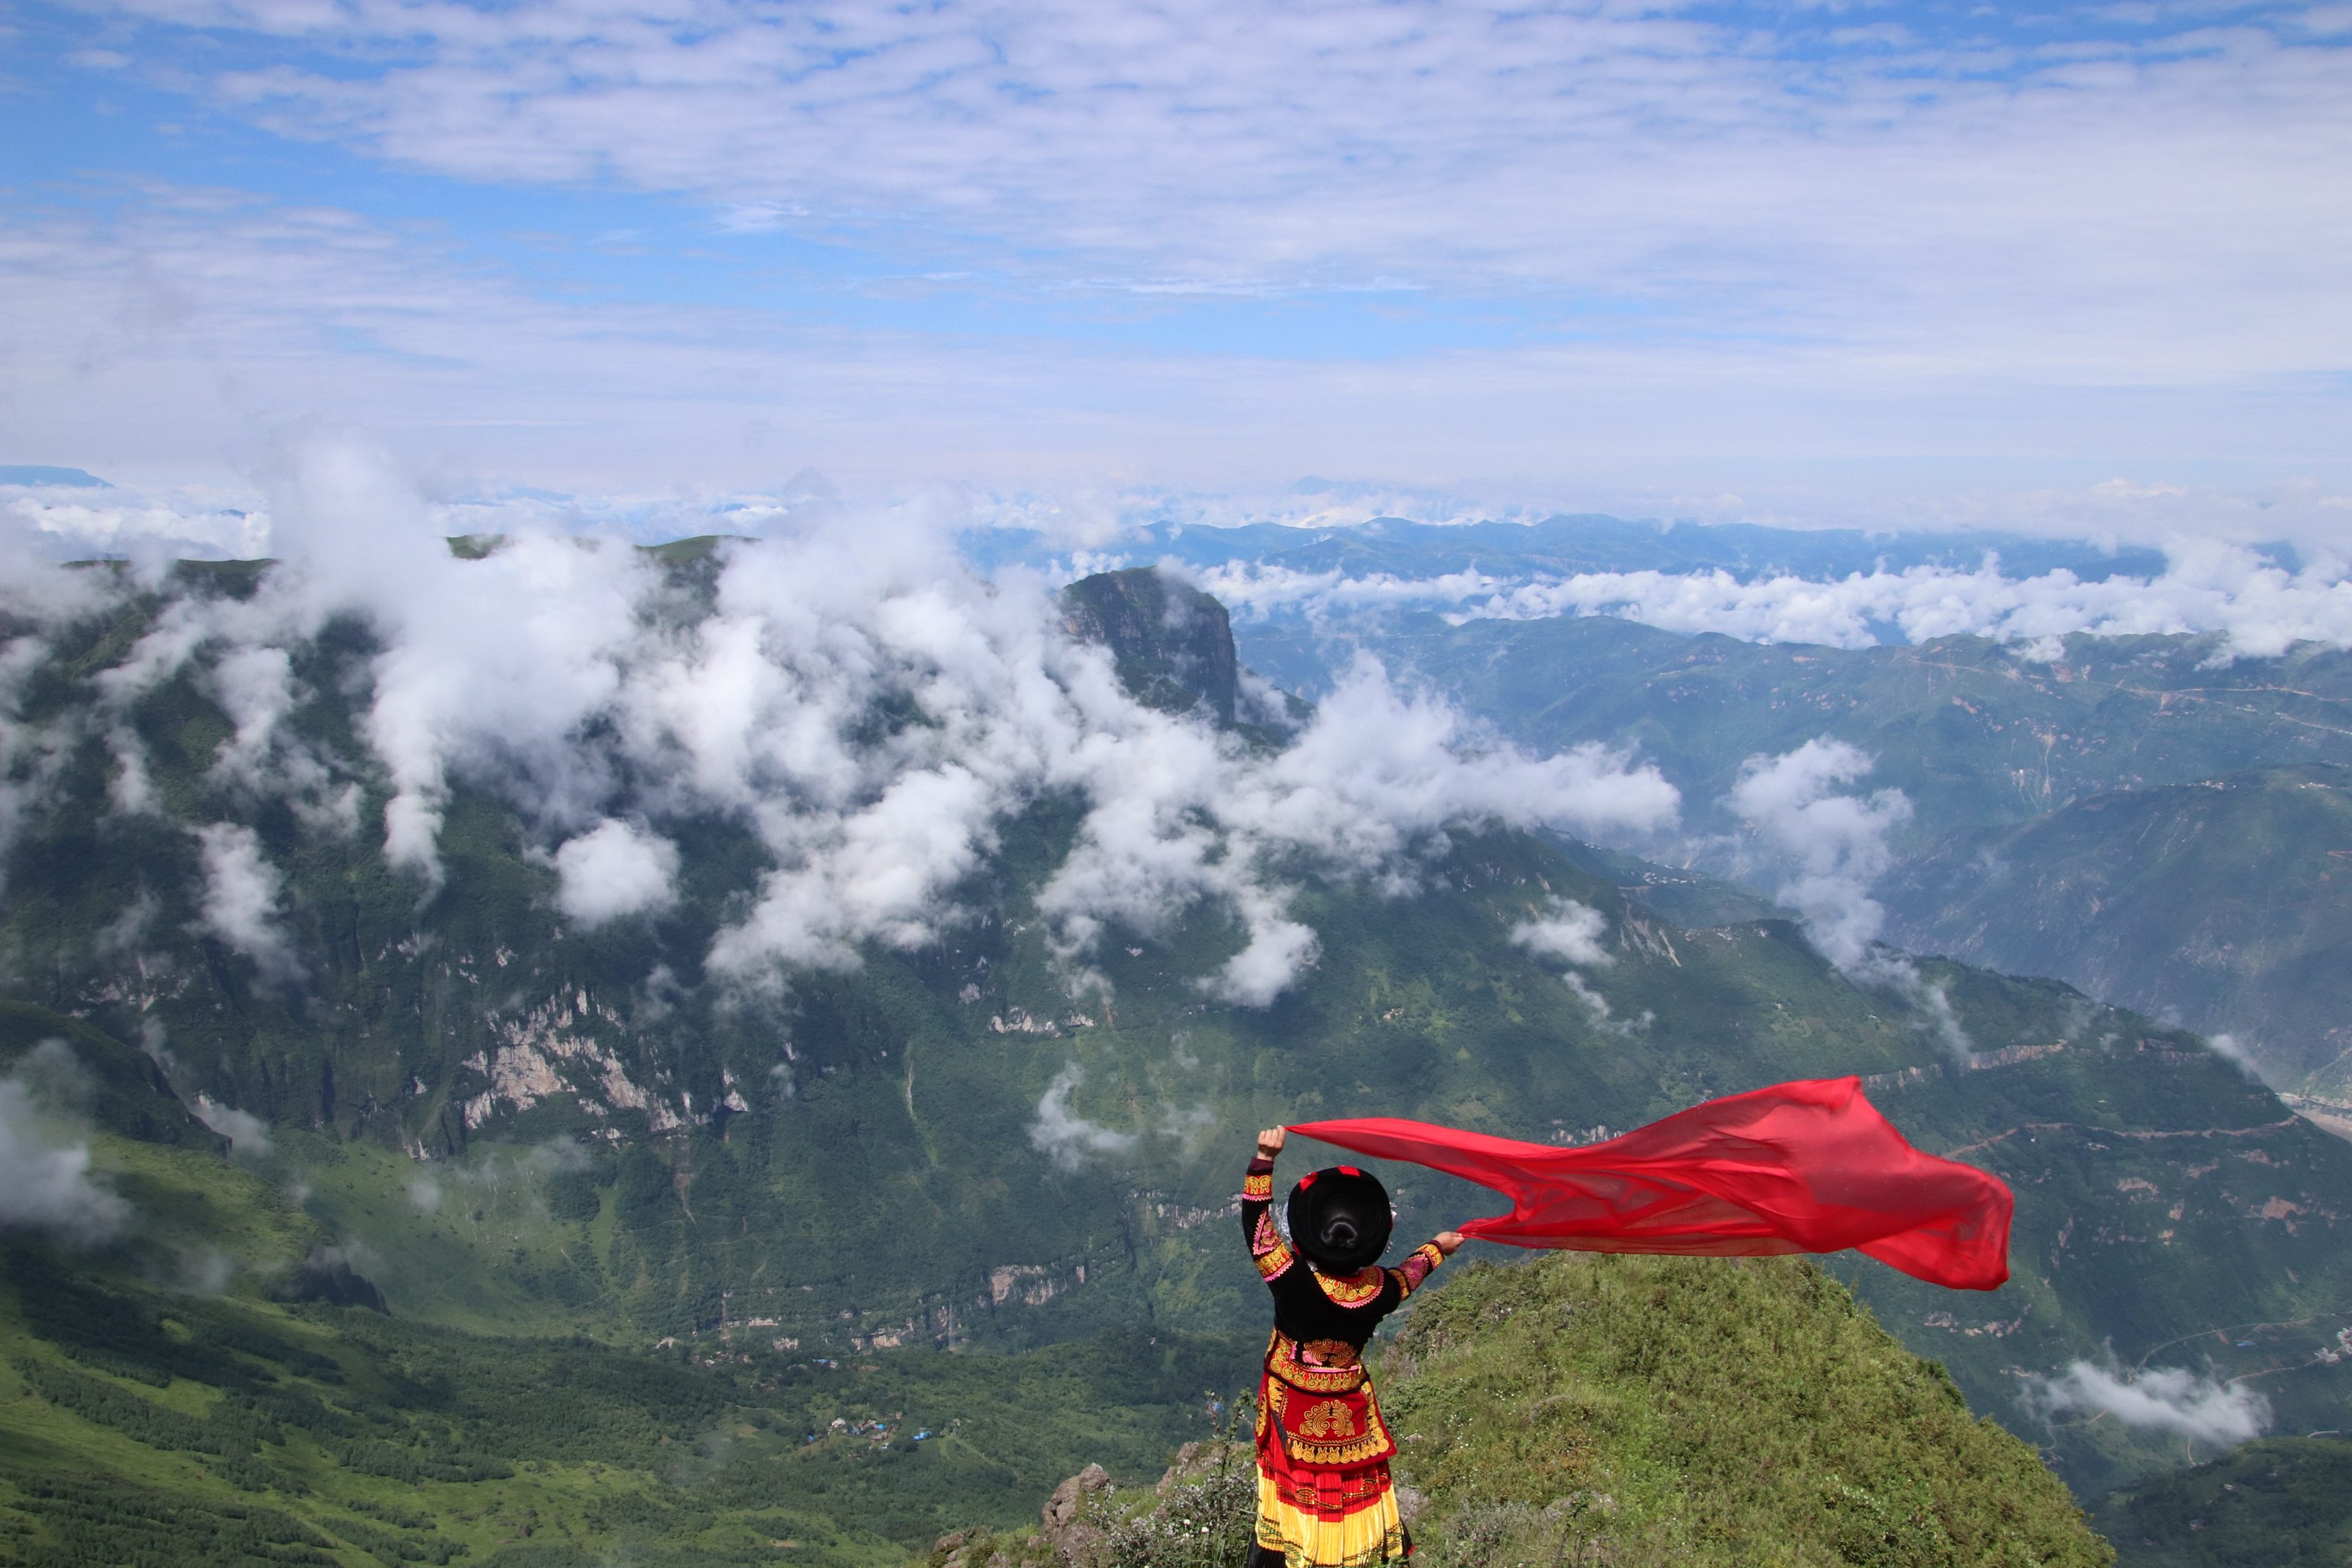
[1289,1076,2011,1291]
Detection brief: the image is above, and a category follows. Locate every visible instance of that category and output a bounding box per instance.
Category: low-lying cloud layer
[1028,1063,1140,1172]
[1725,741,1969,1055]
[1197,543,2352,660]
[1727,740,1910,975]
[5,446,1680,1008]
[2023,1359,2272,1449]
[0,1043,131,1246]
[18,472,2352,662]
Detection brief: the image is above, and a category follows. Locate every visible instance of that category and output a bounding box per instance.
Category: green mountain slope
[11,775,2350,1506]
[1250,607,2352,1100]
[0,1139,1253,1567]
[1386,1253,2110,1567]
[1878,765,2352,1099]
[2096,1436,2352,1568]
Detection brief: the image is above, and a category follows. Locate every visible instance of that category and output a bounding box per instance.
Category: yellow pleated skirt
[1254,1470,1410,1565]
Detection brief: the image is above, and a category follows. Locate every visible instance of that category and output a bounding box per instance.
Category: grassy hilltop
[1385,1253,2109,1567]
[923,1253,2115,1568]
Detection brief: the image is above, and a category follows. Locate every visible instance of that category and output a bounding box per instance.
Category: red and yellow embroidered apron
[1253,1329,1410,1565]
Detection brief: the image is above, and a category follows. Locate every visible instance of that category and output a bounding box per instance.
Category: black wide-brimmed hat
[1287,1165,1393,1273]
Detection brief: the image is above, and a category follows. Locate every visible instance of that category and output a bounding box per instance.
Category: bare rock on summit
[1040,1462,1113,1562]
[1060,567,1239,727]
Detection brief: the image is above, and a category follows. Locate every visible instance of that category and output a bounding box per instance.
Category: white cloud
[1511,897,1646,1034]
[189,1093,275,1158]
[1511,897,1613,969]
[1206,543,2352,663]
[1725,737,1974,1054]
[67,0,2352,366]
[192,822,305,984]
[1028,1063,1138,1171]
[2023,1359,2272,1448]
[1562,969,1648,1039]
[1207,903,1322,1008]
[6,22,2352,509]
[1912,978,1974,1062]
[207,645,299,791]
[2,482,268,563]
[0,446,1681,1011]
[1200,563,1516,624]
[398,1139,587,1218]
[553,819,681,928]
[1727,739,1910,973]
[1461,546,2352,661]
[106,726,159,816]
[1033,655,1677,1004]
[2203,1031,2263,1076]
[0,1044,132,1246]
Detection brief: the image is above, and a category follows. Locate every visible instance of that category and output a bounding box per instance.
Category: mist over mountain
[1207,589,2352,1087]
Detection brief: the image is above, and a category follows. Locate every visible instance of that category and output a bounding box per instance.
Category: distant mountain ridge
[0,465,110,488]
[1880,764,2352,1099]
[1251,608,2352,1096]
[1235,613,2352,840]
[965,511,2175,586]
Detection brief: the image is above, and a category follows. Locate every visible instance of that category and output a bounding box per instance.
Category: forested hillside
[2097,1436,2352,1568]
[1878,765,2352,1102]
[1229,608,2352,1093]
[0,1145,1248,1566]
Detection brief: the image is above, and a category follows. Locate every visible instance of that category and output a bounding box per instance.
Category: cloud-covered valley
[1,446,1679,1009]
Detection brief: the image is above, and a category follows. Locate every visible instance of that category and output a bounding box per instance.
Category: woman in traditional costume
[1242,1126,1462,1567]
[1241,1080,2016,1563]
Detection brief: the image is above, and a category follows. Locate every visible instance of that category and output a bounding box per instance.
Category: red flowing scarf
[1290,1076,2011,1291]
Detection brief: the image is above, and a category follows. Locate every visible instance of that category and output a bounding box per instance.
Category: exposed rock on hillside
[1060,567,1239,726]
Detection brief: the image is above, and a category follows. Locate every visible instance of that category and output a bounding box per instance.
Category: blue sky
[2,0,2349,534]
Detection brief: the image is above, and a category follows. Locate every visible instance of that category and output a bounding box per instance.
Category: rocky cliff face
[1060,567,1239,727]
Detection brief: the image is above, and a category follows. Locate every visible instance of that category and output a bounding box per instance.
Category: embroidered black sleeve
[1242,1154,1294,1284]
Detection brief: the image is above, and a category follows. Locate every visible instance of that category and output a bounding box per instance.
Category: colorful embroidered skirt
[1254,1333,1410,1565]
